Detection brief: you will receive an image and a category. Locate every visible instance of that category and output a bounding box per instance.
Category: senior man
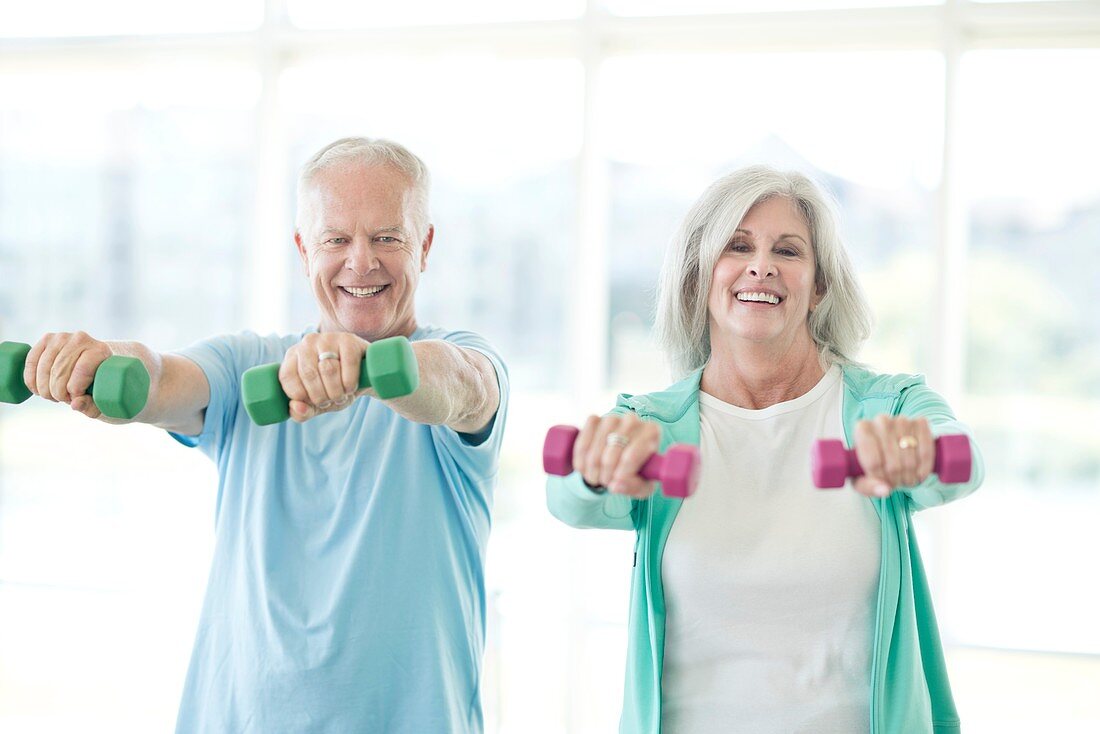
[23,137,508,733]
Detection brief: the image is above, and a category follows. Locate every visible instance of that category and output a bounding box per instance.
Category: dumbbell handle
[812,434,972,488]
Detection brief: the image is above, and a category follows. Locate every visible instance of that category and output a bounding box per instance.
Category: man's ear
[295,231,310,274]
[419,225,435,272]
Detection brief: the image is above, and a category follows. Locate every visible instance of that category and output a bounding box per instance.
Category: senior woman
[547,166,983,734]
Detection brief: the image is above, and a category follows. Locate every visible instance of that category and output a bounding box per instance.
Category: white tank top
[661,366,880,733]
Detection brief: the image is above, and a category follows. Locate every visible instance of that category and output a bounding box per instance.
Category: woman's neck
[700,335,827,410]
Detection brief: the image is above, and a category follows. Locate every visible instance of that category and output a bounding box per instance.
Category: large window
[944,49,1100,655]
[2,3,1098,732]
[0,56,256,732]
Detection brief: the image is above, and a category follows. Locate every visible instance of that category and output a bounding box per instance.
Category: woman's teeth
[736,292,780,304]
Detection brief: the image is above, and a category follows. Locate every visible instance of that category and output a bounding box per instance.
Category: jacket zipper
[869,499,888,734]
[869,392,905,734]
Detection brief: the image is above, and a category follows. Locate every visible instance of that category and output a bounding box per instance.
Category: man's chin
[319,311,383,338]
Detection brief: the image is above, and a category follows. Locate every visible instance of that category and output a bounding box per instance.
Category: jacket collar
[619,362,926,425]
[617,368,703,423]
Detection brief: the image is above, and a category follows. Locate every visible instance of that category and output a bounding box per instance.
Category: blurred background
[1,0,1099,731]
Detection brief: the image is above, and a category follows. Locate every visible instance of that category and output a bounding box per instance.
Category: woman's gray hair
[654,165,873,378]
[296,136,432,241]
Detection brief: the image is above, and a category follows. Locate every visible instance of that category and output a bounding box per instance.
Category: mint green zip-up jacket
[546,365,984,734]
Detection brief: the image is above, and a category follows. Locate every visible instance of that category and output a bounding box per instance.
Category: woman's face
[707,196,822,351]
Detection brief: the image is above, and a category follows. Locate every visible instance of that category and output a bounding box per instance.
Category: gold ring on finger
[606,432,629,448]
[898,435,918,450]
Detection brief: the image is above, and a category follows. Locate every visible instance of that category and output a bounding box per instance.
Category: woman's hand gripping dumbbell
[241,335,420,426]
[543,413,700,498]
[811,416,972,496]
[0,334,150,420]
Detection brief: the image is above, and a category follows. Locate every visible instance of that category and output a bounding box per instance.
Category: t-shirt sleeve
[167,332,265,461]
[426,330,510,480]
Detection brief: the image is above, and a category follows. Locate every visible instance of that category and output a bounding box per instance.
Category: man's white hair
[296,136,432,242]
[655,165,874,378]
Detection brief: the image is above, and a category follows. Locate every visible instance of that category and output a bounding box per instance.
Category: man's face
[295,162,432,340]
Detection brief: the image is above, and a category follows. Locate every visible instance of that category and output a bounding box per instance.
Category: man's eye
[325,237,348,245]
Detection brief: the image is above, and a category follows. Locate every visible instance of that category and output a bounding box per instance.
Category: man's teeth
[343,286,386,297]
[737,292,780,304]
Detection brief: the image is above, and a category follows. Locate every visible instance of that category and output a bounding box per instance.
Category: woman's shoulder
[614,368,704,420]
[840,362,927,398]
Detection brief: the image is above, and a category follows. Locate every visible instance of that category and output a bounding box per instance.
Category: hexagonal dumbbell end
[811,439,855,489]
[0,341,33,404]
[241,363,289,426]
[542,424,700,498]
[642,444,701,498]
[360,336,419,400]
[91,355,151,419]
[812,434,973,489]
[933,434,972,484]
[543,425,581,477]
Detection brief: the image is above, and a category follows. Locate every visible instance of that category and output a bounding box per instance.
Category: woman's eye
[727,242,750,252]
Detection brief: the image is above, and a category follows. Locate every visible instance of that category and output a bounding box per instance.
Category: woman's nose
[747,256,777,279]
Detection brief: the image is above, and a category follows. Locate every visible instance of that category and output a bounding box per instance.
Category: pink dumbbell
[542,424,700,498]
[811,434,972,489]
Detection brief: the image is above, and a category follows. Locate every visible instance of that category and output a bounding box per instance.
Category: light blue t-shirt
[169,324,509,734]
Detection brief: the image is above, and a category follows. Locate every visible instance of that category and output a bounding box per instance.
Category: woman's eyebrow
[734,228,808,245]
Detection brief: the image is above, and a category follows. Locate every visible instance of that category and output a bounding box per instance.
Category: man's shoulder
[412,324,503,359]
[412,323,485,342]
[185,328,303,348]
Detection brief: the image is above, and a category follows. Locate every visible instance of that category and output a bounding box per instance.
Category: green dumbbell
[0,340,150,419]
[240,336,420,426]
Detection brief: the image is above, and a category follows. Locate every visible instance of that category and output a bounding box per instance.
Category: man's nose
[345,240,379,276]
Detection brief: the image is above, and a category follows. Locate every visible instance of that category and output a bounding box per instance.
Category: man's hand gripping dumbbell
[1,334,150,420]
[241,334,419,426]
